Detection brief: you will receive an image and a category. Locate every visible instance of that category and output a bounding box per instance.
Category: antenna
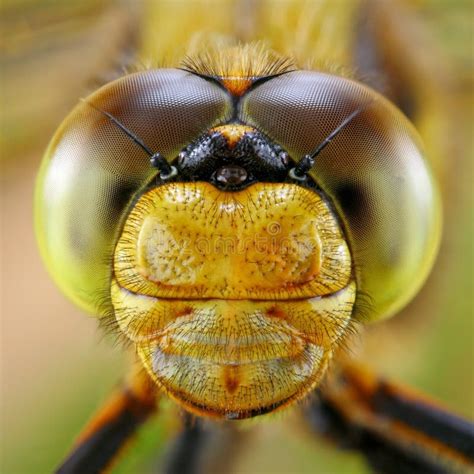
[289,106,368,181]
[82,99,177,180]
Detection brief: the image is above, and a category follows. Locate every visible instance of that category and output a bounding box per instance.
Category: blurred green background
[1,1,472,473]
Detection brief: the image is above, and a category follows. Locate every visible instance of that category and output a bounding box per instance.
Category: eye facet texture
[36,67,440,324]
[241,71,440,321]
[35,69,232,314]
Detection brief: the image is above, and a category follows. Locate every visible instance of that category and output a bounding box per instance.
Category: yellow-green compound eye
[35,69,232,316]
[240,71,441,321]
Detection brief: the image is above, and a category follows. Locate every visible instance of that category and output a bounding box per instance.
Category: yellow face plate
[112,279,355,417]
[112,182,355,418]
[114,183,351,300]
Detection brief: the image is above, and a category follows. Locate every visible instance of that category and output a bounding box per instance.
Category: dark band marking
[56,388,156,474]
[307,396,454,474]
[374,382,474,460]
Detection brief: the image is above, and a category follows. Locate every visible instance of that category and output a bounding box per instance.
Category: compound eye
[241,71,441,321]
[35,69,232,315]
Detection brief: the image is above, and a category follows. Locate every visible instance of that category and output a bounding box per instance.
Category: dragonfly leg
[56,368,159,474]
[302,362,474,473]
[162,412,246,474]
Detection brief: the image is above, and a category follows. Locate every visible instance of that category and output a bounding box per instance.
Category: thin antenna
[289,105,370,181]
[81,99,177,179]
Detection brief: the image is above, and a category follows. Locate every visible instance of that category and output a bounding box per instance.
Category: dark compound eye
[241,70,441,321]
[35,69,232,316]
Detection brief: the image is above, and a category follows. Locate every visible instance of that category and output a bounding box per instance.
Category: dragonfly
[23,0,473,472]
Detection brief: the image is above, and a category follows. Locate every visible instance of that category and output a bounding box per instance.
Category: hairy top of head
[181,42,296,79]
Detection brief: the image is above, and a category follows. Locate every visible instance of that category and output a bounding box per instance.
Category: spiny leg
[302,362,474,473]
[56,368,159,474]
[162,412,247,474]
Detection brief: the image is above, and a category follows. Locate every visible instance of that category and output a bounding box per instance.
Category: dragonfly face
[35,46,440,419]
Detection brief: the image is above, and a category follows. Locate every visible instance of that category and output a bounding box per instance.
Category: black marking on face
[175,128,292,191]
